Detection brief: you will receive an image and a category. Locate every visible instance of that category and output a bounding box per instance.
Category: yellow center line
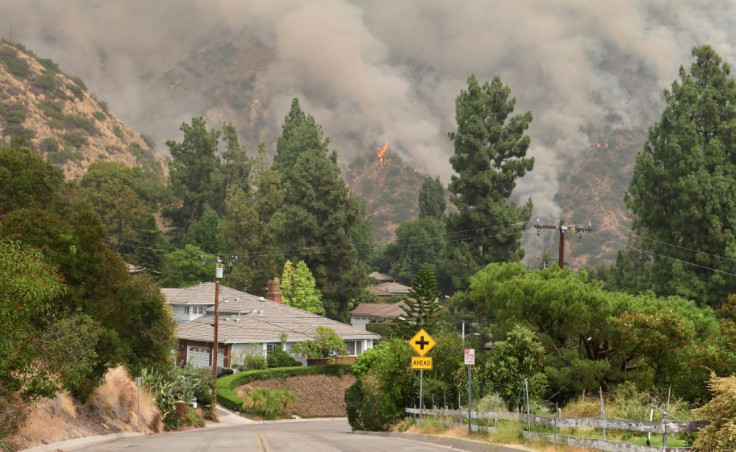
[254,431,272,452]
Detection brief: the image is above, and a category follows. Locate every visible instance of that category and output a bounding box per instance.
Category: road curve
[75,419,462,452]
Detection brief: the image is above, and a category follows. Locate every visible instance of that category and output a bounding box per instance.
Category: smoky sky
[5,0,736,228]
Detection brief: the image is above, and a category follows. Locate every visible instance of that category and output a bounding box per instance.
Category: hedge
[216,364,353,413]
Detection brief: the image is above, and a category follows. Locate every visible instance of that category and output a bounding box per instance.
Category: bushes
[693,374,736,451]
[268,349,300,368]
[0,46,30,78]
[141,364,211,430]
[241,388,297,420]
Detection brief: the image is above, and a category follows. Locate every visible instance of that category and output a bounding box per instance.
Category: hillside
[344,143,426,243]
[0,40,165,181]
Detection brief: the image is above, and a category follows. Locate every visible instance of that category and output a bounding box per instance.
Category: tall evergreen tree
[133,215,164,275]
[272,99,365,320]
[440,75,534,292]
[164,117,223,245]
[418,175,446,219]
[625,45,736,308]
[221,143,284,295]
[393,263,442,339]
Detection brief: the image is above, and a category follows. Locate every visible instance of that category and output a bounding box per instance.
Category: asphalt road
[74,419,461,452]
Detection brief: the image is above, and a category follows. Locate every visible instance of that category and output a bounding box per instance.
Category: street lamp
[211,259,223,417]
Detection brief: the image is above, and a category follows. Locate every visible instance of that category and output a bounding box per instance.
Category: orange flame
[377,140,388,165]
[596,142,601,148]
[604,142,608,148]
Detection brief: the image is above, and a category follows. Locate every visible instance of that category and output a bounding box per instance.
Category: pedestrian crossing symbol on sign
[408,329,436,356]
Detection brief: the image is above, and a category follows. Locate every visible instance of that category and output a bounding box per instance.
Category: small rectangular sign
[411,356,433,370]
[135,377,142,387]
[464,348,475,365]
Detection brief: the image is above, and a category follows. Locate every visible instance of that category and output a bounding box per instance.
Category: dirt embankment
[7,367,162,451]
[237,374,356,418]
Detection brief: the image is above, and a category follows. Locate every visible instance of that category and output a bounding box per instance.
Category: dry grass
[8,366,162,451]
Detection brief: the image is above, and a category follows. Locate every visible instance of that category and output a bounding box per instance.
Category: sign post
[465,348,475,434]
[409,330,436,419]
[135,376,142,425]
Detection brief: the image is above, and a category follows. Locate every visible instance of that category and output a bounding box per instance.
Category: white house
[162,281,380,369]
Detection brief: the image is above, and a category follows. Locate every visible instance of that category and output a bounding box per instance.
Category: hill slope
[0,40,165,181]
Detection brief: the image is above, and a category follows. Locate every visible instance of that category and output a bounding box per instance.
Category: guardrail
[405,407,707,452]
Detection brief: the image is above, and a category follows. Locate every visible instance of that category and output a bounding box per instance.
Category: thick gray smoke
[5,0,736,229]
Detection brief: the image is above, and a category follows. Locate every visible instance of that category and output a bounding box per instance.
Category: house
[368,271,394,283]
[350,300,407,330]
[163,281,379,369]
[367,281,411,298]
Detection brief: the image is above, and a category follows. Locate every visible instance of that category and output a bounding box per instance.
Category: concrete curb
[352,430,532,452]
[20,432,144,452]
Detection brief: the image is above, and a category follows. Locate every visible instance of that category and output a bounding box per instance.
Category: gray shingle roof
[165,282,379,343]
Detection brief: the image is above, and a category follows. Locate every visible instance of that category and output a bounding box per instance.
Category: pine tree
[440,75,534,292]
[134,215,164,275]
[418,175,446,219]
[393,263,442,339]
[625,45,736,308]
[271,99,365,319]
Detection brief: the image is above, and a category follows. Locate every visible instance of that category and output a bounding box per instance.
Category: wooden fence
[405,407,707,452]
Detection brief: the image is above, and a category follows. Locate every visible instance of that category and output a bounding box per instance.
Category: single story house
[367,281,411,298]
[163,281,379,369]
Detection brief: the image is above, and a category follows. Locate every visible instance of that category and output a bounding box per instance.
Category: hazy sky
[5,0,736,225]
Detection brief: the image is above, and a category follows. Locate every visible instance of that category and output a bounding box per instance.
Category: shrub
[65,114,99,135]
[241,388,297,420]
[34,71,57,92]
[92,111,106,121]
[290,327,349,361]
[63,132,86,149]
[36,57,59,73]
[141,364,210,430]
[693,374,736,451]
[113,125,123,138]
[268,349,300,368]
[40,137,59,154]
[241,354,268,371]
[0,46,30,78]
[4,102,26,124]
[3,125,33,141]
[38,101,65,121]
[66,83,84,100]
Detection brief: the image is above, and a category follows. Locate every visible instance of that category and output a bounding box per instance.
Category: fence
[405,407,707,452]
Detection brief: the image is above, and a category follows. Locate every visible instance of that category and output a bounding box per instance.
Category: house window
[266,343,279,355]
[184,305,206,315]
[346,340,363,356]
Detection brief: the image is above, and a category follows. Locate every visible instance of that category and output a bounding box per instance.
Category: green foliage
[65,114,99,135]
[66,83,84,100]
[268,349,300,368]
[379,217,445,285]
[0,146,64,214]
[63,131,87,148]
[34,71,57,92]
[216,364,352,413]
[468,262,719,403]
[241,355,268,371]
[393,263,443,338]
[418,175,446,219]
[92,111,105,121]
[290,327,348,360]
[164,117,223,245]
[272,99,366,320]
[2,124,34,141]
[693,374,736,451]
[481,325,547,410]
[242,388,297,420]
[4,102,26,124]
[161,244,216,288]
[441,75,534,293]
[113,125,122,138]
[0,45,30,78]
[183,206,222,254]
[345,338,417,431]
[141,364,210,430]
[70,76,87,92]
[221,143,283,295]
[36,57,59,73]
[40,137,59,154]
[280,260,325,315]
[624,45,736,309]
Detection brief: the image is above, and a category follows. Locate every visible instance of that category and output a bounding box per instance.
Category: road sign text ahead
[408,329,436,356]
[411,356,433,370]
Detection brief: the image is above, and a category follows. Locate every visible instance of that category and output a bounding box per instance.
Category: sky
[5,0,736,227]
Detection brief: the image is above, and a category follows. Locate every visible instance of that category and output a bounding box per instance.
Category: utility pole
[211,258,223,418]
[534,219,592,269]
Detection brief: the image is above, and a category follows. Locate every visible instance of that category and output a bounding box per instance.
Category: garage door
[188,346,210,368]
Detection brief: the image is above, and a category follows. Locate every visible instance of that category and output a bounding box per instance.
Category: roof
[369,272,394,282]
[351,301,408,320]
[165,283,379,344]
[368,282,411,297]
[162,282,256,305]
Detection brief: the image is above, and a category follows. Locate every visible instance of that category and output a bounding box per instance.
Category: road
[75,419,462,451]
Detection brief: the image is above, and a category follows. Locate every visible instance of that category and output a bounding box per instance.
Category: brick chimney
[266,280,281,303]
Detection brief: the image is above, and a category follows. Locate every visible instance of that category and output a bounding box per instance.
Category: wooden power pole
[534,219,592,268]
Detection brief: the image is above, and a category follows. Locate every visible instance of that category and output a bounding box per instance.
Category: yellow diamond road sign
[411,356,433,370]
[409,329,436,356]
